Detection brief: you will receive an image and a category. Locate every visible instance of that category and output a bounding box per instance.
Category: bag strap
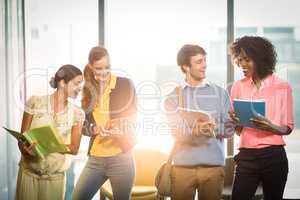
[176,86,184,108]
[166,86,184,163]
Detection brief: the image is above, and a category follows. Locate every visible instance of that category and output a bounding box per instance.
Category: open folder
[178,107,211,126]
[178,107,215,137]
[233,99,266,128]
[3,125,69,159]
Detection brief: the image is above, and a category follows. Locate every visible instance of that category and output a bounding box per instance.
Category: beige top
[21,95,85,175]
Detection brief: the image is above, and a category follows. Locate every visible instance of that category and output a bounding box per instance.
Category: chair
[222,156,264,200]
[100,149,169,200]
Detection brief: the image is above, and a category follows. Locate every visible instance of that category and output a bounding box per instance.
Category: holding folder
[175,87,215,137]
[3,125,69,159]
[178,107,211,126]
[233,99,266,128]
[178,107,215,137]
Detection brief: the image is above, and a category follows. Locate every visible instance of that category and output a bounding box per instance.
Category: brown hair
[81,46,109,112]
[177,44,207,73]
[49,64,82,89]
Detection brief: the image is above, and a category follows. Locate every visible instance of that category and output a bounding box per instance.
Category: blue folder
[233,99,266,128]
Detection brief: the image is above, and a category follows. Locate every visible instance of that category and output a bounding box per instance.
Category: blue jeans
[65,162,75,200]
[72,151,135,200]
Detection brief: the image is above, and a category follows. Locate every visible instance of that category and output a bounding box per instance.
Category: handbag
[155,142,177,197]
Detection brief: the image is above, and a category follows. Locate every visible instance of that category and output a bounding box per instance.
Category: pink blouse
[230,74,294,149]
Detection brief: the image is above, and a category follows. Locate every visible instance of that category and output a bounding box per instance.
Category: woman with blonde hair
[72,46,137,200]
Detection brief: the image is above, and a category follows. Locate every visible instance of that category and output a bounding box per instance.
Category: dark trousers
[231,145,288,200]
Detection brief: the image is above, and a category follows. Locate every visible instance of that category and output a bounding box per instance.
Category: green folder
[3,125,69,159]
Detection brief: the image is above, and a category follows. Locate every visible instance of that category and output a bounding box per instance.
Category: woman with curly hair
[229,36,294,200]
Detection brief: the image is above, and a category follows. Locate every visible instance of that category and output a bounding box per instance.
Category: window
[25,0,98,97]
[106,0,228,152]
[234,0,300,197]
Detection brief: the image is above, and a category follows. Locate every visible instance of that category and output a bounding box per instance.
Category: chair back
[134,149,169,186]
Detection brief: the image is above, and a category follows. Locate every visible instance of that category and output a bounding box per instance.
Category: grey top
[164,81,234,166]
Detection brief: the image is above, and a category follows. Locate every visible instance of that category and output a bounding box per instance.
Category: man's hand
[192,119,216,137]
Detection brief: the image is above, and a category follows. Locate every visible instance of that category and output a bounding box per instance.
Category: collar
[182,79,210,89]
[244,74,274,88]
[109,74,117,89]
[101,74,117,97]
[95,74,117,107]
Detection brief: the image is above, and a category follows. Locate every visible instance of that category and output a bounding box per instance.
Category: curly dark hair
[177,44,206,73]
[230,36,277,80]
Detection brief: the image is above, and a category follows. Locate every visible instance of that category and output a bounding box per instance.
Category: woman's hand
[89,124,113,145]
[92,125,105,135]
[229,111,243,136]
[19,111,35,158]
[105,118,126,137]
[250,115,273,131]
[250,115,292,135]
[90,123,111,136]
[18,141,36,158]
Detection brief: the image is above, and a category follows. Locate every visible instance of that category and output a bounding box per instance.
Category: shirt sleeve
[280,83,294,130]
[24,96,36,115]
[73,108,85,126]
[219,89,235,138]
[210,87,234,139]
[229,81,239,107]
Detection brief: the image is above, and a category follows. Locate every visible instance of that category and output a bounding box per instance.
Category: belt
[21,166,65,180]
[174,164,222,169]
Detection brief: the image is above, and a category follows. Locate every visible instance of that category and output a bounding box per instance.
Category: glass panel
[25,0,98,97]
[234,0,300,198]
[106,0,228,153]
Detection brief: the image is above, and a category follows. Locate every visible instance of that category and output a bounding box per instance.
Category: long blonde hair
[82,46,109,112]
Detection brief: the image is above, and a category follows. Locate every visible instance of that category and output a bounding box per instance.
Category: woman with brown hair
[16,64,85,200]
[72,46,137,200]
